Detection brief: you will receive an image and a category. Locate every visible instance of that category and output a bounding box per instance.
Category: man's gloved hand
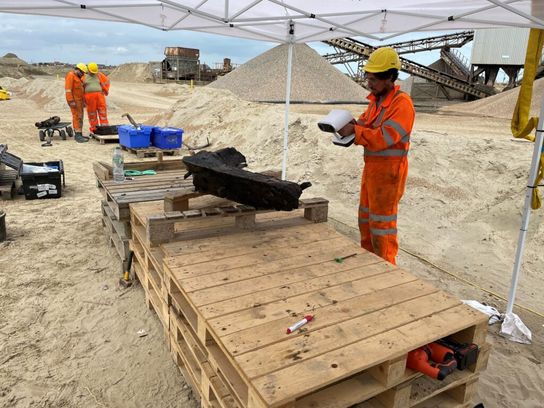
[338,120,356,137]
[68,101,76,108]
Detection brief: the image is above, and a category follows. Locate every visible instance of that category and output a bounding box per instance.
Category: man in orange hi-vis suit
[84,62,110,134]
[65,63,89,143]
[338,47,415,265]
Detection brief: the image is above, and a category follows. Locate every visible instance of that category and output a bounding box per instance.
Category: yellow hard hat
[88,62,99,74]
[364,47,401,73]
[76,63,88,73]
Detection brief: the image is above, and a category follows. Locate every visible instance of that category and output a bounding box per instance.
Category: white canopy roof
[1,1,544,43]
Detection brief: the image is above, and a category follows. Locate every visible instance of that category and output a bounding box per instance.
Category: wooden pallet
[91,134,119,144]
[160,221,489,408]
[130,192,329,247]
[128,201,490,408]
[93,159,186,182]
[0,169,17,200]
[121,145,180,158]
[101,202,130,262]
[99,172,194,221]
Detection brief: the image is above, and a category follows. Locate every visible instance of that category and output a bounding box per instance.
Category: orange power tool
[407,342,457,380]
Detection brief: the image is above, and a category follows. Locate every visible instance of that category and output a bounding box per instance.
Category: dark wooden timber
[182,148,312,211]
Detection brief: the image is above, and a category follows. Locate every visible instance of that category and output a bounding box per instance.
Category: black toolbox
[94,125,119,135]
[20,160,65,200]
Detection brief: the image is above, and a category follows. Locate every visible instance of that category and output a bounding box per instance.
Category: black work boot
[75,132,89,143]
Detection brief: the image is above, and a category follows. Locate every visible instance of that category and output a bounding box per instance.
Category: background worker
[64,63,89,143]
[338,47,415,265]
[84,62,110,134]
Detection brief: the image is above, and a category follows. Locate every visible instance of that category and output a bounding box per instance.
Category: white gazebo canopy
[2,0,544,335]
[1,1,543,43]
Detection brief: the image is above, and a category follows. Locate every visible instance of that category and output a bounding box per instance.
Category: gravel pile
[209,43,368,103]
[442,78,544,119]
[108,63,154,82]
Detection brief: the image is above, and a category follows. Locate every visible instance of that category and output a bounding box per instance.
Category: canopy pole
[281,21,294,181]
[506,94,544,315]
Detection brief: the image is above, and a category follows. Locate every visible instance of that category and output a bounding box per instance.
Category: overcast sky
[1,12,472,74]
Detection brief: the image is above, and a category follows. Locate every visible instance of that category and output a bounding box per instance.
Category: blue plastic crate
[151,127,184,149]
[118,125,153,149]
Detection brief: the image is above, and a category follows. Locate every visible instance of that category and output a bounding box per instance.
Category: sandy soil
[0,77,543,408]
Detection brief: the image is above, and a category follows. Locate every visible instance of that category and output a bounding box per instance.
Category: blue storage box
[151,127,183,149]
[118,125,153,148]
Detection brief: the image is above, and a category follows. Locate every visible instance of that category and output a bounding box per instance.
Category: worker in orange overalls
[65,63,89,143]
[338,47,415,265]
[84,62,110,134]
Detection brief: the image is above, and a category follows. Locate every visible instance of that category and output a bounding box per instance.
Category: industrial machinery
[161,46,236,82]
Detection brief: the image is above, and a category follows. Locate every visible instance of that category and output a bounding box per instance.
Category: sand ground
[0,77,543,408]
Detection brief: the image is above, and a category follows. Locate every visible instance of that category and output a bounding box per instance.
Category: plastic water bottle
[112,146,125,183]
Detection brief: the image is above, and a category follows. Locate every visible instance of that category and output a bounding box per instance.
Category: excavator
[0,86,10,100]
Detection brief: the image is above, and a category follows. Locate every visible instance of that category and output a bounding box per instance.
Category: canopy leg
[281,36,294,181]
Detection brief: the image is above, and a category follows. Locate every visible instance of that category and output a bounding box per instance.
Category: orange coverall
[84,72,110,133]
[64,71,85,133]
[354,85,415,264]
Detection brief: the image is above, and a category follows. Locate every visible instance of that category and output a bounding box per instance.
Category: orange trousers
[69,99,85,133]
[84,92,109,133]
[358,158,408,265]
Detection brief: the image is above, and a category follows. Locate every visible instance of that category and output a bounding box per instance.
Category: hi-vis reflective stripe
[359,205,369,213]
[358,218,369,224]
[371,227,397,236]
[370,213,397,222]
[383,120,408,137]
[365,149,408,157]
[65,90,72,93]
[373,108,387,126]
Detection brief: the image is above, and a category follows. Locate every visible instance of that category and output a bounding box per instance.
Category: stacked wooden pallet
[121,145,180,158]
[128,193,490,408]
[93,159,191,267]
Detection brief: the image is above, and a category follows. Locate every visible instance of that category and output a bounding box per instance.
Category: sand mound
[0,77,30,89]
[0,53,48,79]
[209,44,368,103]
[108,63,154,83]
[4,76,119,112]
[442,78,544,119]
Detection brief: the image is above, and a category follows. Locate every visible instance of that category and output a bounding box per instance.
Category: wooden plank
[218,280,438,357]
[236,292,461,379]
[160,222,334,257]
[169,238,363,289]
[93,161,110,181]
[166,226,343,268]
[251,304,487,407]
[192,253,381,310]
[409,371,479,407]
[296,372,410,408]
[209,268,414,337]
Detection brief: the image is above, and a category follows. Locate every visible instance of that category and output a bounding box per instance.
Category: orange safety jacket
[98,72,110,96]
[354,85,415,159]
[65,71,85,104]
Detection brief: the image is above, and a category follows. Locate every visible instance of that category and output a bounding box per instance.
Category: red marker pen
[286,315,314,334]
